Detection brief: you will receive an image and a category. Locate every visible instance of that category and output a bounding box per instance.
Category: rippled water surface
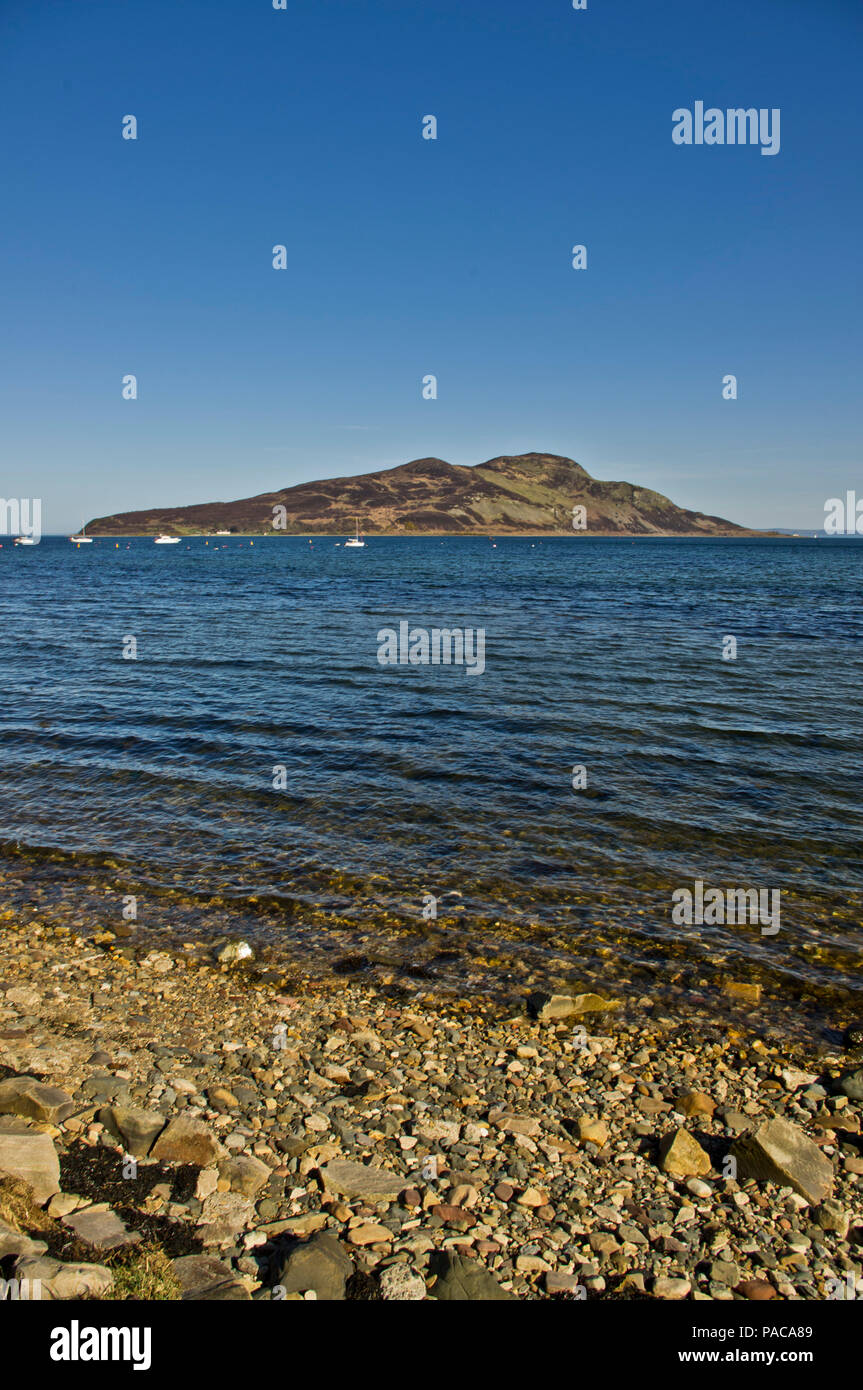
[2,535,861,1029]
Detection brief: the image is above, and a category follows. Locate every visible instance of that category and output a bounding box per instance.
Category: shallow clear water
[1,534,861,1026]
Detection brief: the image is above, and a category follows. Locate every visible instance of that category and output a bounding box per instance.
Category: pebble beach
[1,916,862,1302]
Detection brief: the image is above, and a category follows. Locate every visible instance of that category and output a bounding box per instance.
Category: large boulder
[0,1076,75,1125]
[731,1117,833,1204]
[98,1105,166,1157]
[273,1232,353,1300]
[429,1251,515,1301]
[218,1154,271,1197]
[150,1116,225,1167]
[526,991,620,1021]
[13,1254,114,1300]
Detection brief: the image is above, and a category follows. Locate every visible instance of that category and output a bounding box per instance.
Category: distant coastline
[75,528,781,539]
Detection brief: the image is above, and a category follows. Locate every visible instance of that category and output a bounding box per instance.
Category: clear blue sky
[1,0,860,532]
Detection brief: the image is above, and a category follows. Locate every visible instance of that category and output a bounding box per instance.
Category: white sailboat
[154,534,181,545]
[70,522,93,543]
[344,517,365,548]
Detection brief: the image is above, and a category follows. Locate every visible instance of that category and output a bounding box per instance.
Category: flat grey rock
[173,1254,251,1301]
[273,1232,353,1301]
[731,1116,833,1204]
[0,1076,75,1125]
[430,1252,515,1301]
[62,1203,142,1251]
[319,1158,403,1200]
[78,1076,131,1105]
[14,1254,114,1300]
[0,1127,60,1204]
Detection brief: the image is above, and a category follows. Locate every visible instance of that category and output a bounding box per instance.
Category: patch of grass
[0,1175,54,1234]
[104,1242,182,1301]
[2,1174,185,1301]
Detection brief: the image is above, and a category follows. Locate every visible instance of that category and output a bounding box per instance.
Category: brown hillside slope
[86,452,752,536]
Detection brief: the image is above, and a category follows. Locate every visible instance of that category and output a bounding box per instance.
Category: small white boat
[14,536,39,546]
[344,517,365,548]
[154,534,181,545]
[70,523,93,543]
[214,530,231,536]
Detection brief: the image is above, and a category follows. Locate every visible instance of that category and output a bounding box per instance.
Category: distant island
[85,452,755,537]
